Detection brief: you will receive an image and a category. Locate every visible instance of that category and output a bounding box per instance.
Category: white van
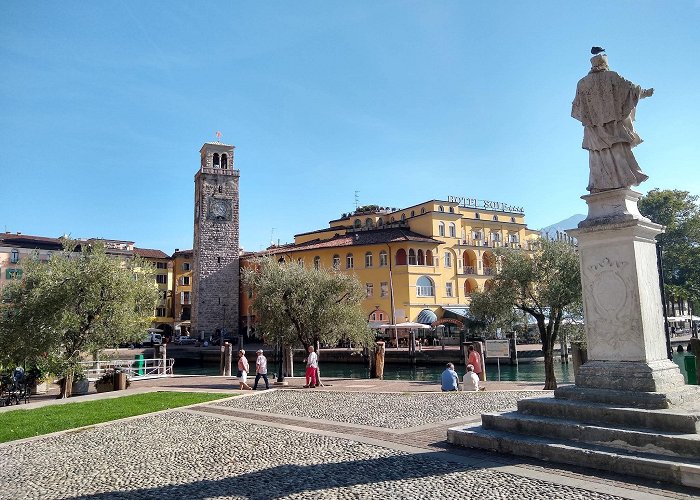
[143,333,162,346]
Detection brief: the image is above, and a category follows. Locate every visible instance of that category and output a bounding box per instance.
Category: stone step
[482,411,700,459]
[518,397,700,434]
[447,424,700,489]
[554,384,700,409]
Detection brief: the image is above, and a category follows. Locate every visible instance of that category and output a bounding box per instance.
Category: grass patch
[0,391,230,443]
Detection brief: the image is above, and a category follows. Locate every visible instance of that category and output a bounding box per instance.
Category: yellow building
[240,198,539,338]
[171,249,193,337]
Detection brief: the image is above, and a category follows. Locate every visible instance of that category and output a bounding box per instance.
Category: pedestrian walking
[237,350,252,390]
[304,345,318,388]
[253,349,269,390]
[468,345,483,380]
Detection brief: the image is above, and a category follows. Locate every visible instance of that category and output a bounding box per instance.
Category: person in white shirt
[304,345,318,388]
[253,349,269,390]
[463,364,480,391]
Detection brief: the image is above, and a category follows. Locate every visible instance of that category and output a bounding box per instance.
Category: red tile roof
[243,228,443,258]
[133,248,170,259]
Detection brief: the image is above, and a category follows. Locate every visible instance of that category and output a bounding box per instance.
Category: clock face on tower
[208,198,231,221]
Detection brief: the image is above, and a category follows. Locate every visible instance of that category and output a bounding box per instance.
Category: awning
[416,309,438,325]
[442,307,470,319]
[368,321,388,329]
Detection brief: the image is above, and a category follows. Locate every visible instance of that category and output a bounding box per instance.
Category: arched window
[426,249,433,266]
[475,212,480,219]
[10,248,19,264]
[390,217,395,223]
[417,249,425,265]
[438,222,445,237]
[421,207,425,214]
[313,256,321,270]
[416,276,435,297]
[297,258,304,266]
[410,210,415,217]
[365,218,373,229]
[464,280,477,295]
[449,206,455,213]
[408,249,417,265]
[378,218,384,227]
[332,254,340,269]
[277,257,285,263]
[449,223,456,238]
[354,219,362,228]
[396,249,407,265]
[401,213,406,221]
[511,216,516,223]
[221,153,228,169]
[493,215,499,221]
[213,153,220,167]
[346,253,354,269]
[365,252,373,268]
[379,250,388,267]
[438,205,445,212]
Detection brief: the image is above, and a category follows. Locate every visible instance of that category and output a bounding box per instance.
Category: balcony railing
[483,267,496,276]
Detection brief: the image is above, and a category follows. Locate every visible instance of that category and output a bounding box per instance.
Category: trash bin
[684,355,697,385]
[134,354,145,376]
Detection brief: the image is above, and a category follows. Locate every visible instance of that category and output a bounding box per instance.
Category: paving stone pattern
[0,411,623,500]
[214,389,547,429]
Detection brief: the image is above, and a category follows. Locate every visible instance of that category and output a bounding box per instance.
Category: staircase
[447,386,700,488]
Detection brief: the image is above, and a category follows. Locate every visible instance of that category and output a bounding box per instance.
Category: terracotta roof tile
[133,248,169,259]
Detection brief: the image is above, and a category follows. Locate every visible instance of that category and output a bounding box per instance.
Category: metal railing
[78,358,174,381]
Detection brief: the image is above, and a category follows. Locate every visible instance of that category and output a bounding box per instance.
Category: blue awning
[442,307,470,318]
[416,309,438,325]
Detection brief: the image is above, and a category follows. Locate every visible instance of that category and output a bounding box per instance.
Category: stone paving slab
[213,389,546,429]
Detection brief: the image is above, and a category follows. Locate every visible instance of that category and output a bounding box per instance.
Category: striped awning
[416,308,438,325]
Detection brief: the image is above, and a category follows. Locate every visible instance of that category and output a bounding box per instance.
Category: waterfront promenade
[0,376,697,499]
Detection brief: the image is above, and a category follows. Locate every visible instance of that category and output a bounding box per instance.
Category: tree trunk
[542,342,557,390]
[60,372,74,399]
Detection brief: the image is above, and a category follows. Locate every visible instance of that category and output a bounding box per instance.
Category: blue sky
[1,1,698,253]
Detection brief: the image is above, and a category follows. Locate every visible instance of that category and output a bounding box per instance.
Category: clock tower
[191,141,240,340]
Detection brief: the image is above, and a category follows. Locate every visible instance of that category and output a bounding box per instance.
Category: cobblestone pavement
[0,389,695,500]
[213,390,546,429]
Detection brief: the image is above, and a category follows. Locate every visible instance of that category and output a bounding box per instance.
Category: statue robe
[572,70,649,192]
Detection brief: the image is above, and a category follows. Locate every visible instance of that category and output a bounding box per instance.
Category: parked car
[174,336,197,345]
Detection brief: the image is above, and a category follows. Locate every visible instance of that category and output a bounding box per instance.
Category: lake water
[176,360,573,383]
[174,351,695,384]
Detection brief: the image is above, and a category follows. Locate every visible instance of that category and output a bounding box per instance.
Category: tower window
[218,186,223,193]
[221,153,228,169]
[213,153,220,168]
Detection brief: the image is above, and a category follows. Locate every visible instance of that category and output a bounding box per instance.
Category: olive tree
[469,239,581,389]
[0,241,159,397]
[242,257,373,350]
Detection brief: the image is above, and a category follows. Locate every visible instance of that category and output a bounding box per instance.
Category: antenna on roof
[354,190,360,210]
[270,228,275,246]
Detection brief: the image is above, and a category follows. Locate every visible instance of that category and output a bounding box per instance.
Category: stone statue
[572,53,654,192]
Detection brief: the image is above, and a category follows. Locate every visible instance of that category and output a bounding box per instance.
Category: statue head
[590,54,609,73]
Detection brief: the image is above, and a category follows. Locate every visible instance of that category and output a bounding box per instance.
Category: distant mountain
[540,214,586,237]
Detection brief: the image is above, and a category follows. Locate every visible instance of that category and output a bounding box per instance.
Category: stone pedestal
[568,188,686,395]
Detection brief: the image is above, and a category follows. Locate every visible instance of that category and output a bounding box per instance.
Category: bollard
[375,341,385,380]
[219,344,226,376]
[570,344,588,385]
[224,343,232,376]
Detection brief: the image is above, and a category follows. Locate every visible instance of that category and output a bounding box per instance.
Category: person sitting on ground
[440,362,459,392]
[463,364,480,392]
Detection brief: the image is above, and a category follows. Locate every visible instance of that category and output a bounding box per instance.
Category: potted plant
[71,371,89,395]
[95,370,115,393]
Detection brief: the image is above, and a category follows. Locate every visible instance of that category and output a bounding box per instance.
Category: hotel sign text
[447,195,524,214]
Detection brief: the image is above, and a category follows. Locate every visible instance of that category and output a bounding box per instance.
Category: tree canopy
[469,239,581,389]
[639,189,700,309]
[242,257,373,350]
[0,241,159,395]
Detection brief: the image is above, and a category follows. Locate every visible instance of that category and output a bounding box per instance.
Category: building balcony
[459,265,477,276]
[483,267,496,276]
